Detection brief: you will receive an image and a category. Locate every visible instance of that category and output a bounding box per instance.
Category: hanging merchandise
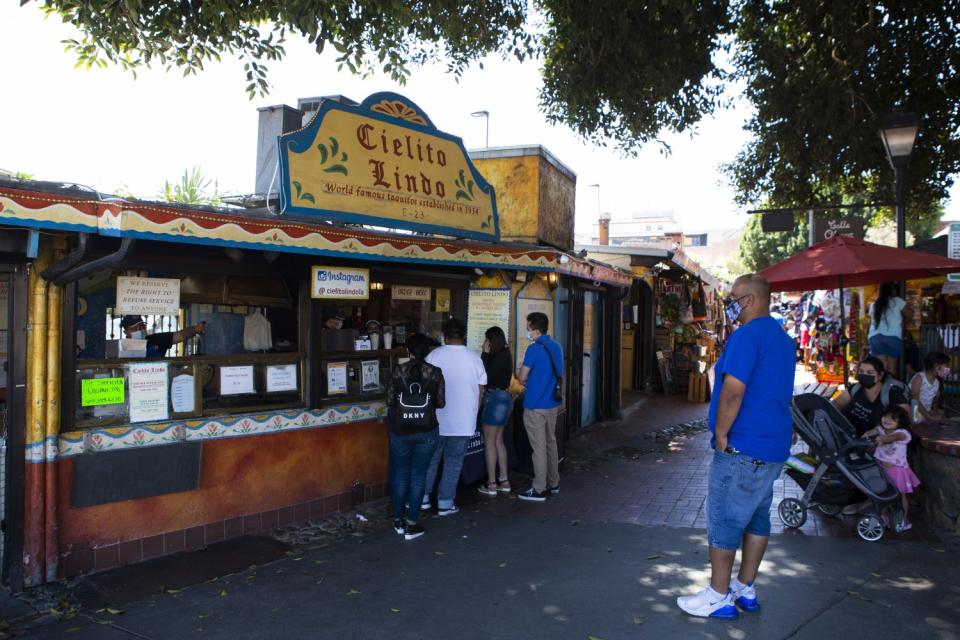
[243,308,273,351]
[691,278,707,321]
[680,281,695,324]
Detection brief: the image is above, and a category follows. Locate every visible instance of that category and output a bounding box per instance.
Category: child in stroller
[779,393,902,541]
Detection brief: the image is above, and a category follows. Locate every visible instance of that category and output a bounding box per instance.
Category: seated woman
[832,356,911,437]
[831,356,912,515]
[910,351,949,424]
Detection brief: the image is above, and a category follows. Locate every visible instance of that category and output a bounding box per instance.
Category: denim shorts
[869,334,901,358]
[706,449,782,550]
[481,389,513,427]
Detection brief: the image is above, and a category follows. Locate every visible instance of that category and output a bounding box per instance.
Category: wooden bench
[794,382,839,398]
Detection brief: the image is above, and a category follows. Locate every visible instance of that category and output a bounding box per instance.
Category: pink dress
[874,429,921,493]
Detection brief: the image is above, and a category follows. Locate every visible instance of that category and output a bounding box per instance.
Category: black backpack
[395,370,436,433]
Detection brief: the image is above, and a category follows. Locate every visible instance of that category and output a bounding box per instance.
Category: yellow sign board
[81,377,126,406]
[279,93,499,241]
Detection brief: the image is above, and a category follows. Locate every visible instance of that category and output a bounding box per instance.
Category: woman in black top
[478,326,514,496]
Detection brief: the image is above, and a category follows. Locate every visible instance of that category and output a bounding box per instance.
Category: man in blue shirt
[517,312,563,502]
[678,274,795,620]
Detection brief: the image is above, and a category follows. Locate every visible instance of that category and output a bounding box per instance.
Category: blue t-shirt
[522,336,563,410]
[708,316,795,463]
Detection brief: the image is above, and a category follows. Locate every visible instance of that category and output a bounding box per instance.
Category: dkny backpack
[395,370,436,433]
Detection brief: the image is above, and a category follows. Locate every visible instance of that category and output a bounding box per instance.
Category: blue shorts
[869,334,901,358]
[707,450,782,550]
[481,389,513,427]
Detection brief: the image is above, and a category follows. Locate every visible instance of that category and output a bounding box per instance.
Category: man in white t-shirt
[422,318,487,516]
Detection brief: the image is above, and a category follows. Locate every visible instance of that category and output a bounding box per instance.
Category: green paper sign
[81,377,125,407]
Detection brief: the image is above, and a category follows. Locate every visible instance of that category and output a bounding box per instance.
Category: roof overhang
[0,185,555,271]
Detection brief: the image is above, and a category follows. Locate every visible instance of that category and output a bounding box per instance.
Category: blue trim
[735,596,760,612]
[112,229,551,271]
[709,605,739,619]
[26,229,40,258]
[278,92,500,242]
[0,219,98,235]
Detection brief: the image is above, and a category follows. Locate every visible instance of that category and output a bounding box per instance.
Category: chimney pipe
[255,104,304,196]
[598,211,611,245]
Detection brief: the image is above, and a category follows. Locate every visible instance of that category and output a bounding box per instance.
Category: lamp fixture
[470,110,490,147]
[547,272,559,288]
[879,113,920,169]
[371,281,384,291]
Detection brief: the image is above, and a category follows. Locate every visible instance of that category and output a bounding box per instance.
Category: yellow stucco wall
[473,155,541,243]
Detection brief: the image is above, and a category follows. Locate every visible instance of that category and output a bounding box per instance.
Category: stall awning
[555,254,634,287]
[0,185,555,271]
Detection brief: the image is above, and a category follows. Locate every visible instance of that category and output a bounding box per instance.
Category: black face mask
[858,374,877,388]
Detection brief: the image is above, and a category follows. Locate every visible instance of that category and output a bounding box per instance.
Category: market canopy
[759,235,960,291]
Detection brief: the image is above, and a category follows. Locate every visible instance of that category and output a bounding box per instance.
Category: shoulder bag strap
[536,340,561,382]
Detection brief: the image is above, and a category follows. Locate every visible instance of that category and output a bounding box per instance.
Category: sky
[2,5,956,240]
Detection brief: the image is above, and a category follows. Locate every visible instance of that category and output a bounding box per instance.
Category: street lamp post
[470,110,490,147]
[879,113,920,249]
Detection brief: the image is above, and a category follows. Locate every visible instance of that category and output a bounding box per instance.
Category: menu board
[128,362,170,423]
[220,365,255,395]
[171,374,195,413]
[466,288,512,353]
[516,298,554,362]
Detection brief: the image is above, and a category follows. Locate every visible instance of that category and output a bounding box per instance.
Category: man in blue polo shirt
[677,274,795,620]
[517,311,564,502]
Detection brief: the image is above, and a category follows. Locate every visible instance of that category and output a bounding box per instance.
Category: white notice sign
[327,361,348,395]
[115,277,181,315]
[361,360,380,391]
[128,362,169,423]
[220,365,255,395]
[171,373,195,413]
[466,288,512,353]
[266,364,298,393]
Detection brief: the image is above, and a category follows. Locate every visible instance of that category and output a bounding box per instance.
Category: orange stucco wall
[57,419,388,550]
[473,155,541,242]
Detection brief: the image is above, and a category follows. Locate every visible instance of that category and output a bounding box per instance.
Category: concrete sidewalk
[24,509,960,640]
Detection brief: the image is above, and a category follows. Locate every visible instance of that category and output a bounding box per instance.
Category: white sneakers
[676,586,740,619]
[730,578,760,611]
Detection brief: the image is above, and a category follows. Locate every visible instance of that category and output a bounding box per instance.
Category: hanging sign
[392,284,431,301]
[115,277,181,315]
[128,362,169,423]
[435,288,451,313]
[466,289,512,353]
[279,92,499,241]
[813,218,864,243]
[311,266,370,300]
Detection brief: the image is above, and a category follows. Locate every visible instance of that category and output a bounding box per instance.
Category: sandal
[496,477,511,494]
[478,482,498,496]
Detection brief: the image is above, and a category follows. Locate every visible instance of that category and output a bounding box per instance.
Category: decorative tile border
[27,402,387,463]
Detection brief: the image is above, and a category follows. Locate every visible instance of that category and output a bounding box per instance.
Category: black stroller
[778,393,902,542]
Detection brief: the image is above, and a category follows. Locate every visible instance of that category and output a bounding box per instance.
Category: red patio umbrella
[760,235,960,292]
[759,235,960,387]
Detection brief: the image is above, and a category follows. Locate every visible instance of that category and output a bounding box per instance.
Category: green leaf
[301,193,316,203]
[323,165,348,175]
[329,137,339,157]
[317,144,328,164]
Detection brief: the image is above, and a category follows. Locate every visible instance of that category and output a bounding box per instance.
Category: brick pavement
[471,392,940,543]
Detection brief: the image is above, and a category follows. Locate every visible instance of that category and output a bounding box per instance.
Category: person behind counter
[323,313,345,330]
[121,315,205,358]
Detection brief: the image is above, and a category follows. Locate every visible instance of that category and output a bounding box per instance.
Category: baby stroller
[778,393,902,542]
